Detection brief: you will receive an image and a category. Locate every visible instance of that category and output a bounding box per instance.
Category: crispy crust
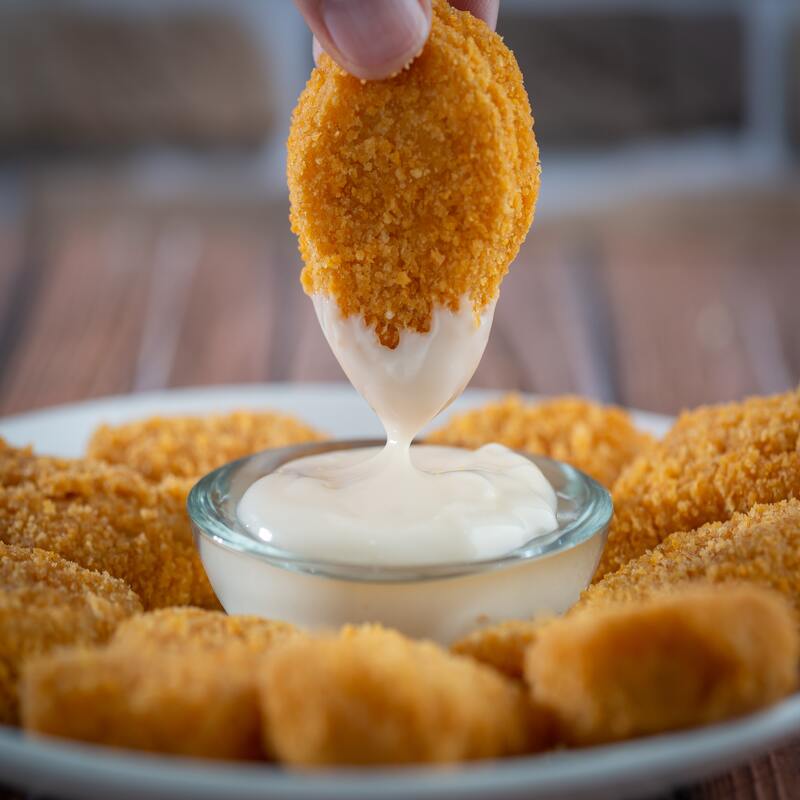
[0,439,218,610]
[428,394,654,488]
[595,389,800,579]
[526,585,799,746]
[21,646,263,760]
[289,0,538,347]
[260,624,550,765]
[451,619,544,680]
[87,411,324,483]
[578,500,800,619]
[0,543,141,724]
[112,607,297,652]
[21,608,301,759]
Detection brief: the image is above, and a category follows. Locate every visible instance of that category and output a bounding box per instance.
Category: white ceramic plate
[0,383,797,800]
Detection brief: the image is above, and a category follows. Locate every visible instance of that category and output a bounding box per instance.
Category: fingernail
[321,0,430,78]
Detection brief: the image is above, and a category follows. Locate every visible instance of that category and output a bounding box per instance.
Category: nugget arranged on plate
[429,395,654,488]
[88,410,324,483]
[0,440,217,610]
[289,0,539,348]
[451,618,545,680]
[0,543,141,724]
[21,646,263,760]
[579,500,800,618]
[261,624,549,765]
[21,608,296,760]
[111,607,297,653]
[595,389,800,579]
[526,585,798,746]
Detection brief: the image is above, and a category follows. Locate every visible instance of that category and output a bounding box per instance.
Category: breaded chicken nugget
[0,543,141,724]
[111,607,297,652]
[289,0,539,348]
[451,618,544,680]
[526,585,799,746]
[578,500,800,618]
[596,389,800,579]
[21,646,262,760]
[0,440,217,610]
[429,395,654,488]
[88,411,324,483]
[261,624,549,765]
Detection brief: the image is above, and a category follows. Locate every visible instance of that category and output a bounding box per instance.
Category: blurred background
[0,0,797,417]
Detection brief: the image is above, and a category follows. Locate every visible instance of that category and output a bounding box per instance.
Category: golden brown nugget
[261,625,549,765]
[21,646,263,760]
[112,607,297,652]
[595,389,800,579]
[578,500,800,619]
[0,440,217,610]
[429,395,654,488]
[289,0,539,348]
[88,411,324,483]
[0,543,142,724]
[451,619,544,680]
[526,585,799,746]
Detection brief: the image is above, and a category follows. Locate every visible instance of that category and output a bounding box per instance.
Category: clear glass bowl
[188,440,612,643]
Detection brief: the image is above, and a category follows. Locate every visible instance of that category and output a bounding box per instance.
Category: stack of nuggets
[21,613,551,765]
[21,608,298,760]
[596,389,800,578]
[0,439,217,610]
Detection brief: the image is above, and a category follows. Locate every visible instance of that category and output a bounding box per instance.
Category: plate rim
[2,694,799,799]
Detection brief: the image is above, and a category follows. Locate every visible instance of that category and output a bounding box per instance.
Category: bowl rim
[188,439,613,583]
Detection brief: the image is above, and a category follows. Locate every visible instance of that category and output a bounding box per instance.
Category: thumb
[295,0,432,80]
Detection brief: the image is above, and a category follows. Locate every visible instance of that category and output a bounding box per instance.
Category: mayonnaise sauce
[238,295,558,565]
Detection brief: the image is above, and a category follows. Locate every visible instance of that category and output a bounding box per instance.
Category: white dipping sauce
[237,295,558,566]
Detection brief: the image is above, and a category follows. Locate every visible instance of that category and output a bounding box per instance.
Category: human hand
[293,0,499,80]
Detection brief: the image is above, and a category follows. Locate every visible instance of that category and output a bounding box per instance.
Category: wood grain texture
[0,176,798,800]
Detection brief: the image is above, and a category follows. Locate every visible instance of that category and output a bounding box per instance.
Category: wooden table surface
[0,171,798,799]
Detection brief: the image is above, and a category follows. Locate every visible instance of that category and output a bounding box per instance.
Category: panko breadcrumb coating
[0,543,141,724]
[451,618,544,680]
[112,607,297,652]
[526,585,799,746]
[595,389,800,579]
[0,440,217,610]
[21,646,263,760]
[428,395,654,488]
[87,411,324,483]
[261,624,550,765]
[289,0,539,348]
[578,500,800,619]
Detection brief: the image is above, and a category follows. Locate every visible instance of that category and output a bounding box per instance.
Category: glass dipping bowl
[188,440,612,644]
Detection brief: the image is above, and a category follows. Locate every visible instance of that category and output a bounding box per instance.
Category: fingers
[447,0,499,30]
[295,0,432,80]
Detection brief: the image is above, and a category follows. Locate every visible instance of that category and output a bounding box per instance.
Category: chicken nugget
[578,500,800,618]
[112,607,297,652]
[88,410,324,483]
[21,646,262,760]
[429,395,654,488]
[0,543,141,724]
[261,624,549,765]
[526,585,798,746]
[595,389,800,579]
[451,619,544,680]
[0,439,217,610]
[289,0,539,348]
